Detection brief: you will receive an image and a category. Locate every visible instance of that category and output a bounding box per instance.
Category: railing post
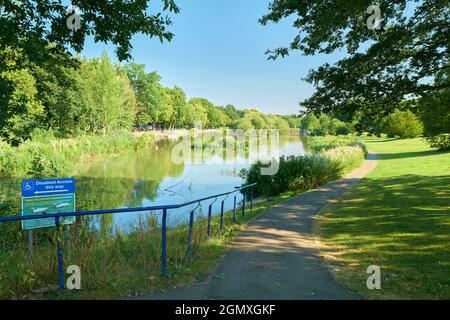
[186,209,195,261]
[161,209,168,277]
[241,193,246,218]
[55,216,64,290]
[220,200,225,231]
[27,230,33,262]
[233,195,237,223]
[207,204,212,239]
[250,188,254,214]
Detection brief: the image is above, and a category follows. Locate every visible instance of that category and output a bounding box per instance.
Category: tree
[207,105,229,128]
[419,69,450,138]
[126,63,165,128]
[384,109,424,139]
[244,111,269,129]
[329,118,350,136]
[76,54,136,133]
[160,88,175,129]
[223,105,244,123]
[0,0,179,66]
[166,86,189,128]
[269,116,290,135]
[260,1,450,115]
[0,67,44,145]
[188,98,212,128]
[284,115,300,128]
[236,118,254,131]
[300,114,320,133]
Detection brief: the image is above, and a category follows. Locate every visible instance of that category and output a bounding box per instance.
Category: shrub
[426,134,450,151]
[384,109,424,138]
[242,145,365,196]
[304,135,368,156]
[321,146,365,176]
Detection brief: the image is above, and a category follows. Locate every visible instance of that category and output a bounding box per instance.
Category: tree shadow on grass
[319,174,450,298]
[376,149,450,160]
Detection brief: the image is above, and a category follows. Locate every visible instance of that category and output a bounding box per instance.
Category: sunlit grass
[316,138,450,299]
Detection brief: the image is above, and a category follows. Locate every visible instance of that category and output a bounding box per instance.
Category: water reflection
[0,137,305,233]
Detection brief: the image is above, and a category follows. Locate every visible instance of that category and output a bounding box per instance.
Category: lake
[0,136,306,231]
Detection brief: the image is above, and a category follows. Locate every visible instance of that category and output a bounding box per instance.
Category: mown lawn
[317,138,450,299]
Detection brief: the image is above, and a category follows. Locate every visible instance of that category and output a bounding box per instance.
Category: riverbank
[0,131,156,178]
[0,191,298,299]
[316,138,450,299]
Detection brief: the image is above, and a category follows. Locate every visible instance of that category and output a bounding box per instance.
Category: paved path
[139,154,378,300]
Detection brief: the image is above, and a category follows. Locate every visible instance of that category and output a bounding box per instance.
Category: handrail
[0,183,257,223]
[0,182,256,291]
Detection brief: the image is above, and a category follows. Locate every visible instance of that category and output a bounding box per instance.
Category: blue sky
[80,0,346,115]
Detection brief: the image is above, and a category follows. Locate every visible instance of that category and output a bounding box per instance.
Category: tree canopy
[0,0,179,65]
[260,0,450,115]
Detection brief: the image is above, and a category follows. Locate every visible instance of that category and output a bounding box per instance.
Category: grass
[316,138,450,299]
[0,191,299,300]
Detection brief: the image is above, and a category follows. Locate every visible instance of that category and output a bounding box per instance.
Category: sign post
[21,178,76,290]
[21,178,76,230]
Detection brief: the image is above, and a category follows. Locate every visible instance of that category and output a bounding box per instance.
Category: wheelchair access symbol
[23,181,34,192]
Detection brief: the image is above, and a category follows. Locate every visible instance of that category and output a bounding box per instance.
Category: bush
[426,134,450,151]
[384,109,424,138]
[241,145,366,196]
[321,146,365,176]
[304,135,368,156]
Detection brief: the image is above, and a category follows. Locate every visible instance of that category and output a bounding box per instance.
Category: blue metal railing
[0,183,256,290]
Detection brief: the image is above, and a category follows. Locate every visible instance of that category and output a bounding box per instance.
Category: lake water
[0,136,305,231]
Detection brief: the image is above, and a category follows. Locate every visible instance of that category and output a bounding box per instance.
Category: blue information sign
[22,178,76,197]
[21,178,76,230]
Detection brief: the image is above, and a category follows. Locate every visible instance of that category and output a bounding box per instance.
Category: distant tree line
[0,49,299,146]
[301,100,449,150]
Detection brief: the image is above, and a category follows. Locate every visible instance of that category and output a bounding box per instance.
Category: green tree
[223,105,244,124]
[270,116,290,135]
[419,68,450,138]
[236,118,254,131]
[260,1,450,115]
[160,88,175,129]
[385,109,424,139]
[243,111,269,130]
[188,98,212,128]
[207,105,229,128]
[329,118,350,136]
[166,86,189,128]
[76,54,136,133]
[0,67,44,145]
[126,63,164,128]
[300,114,320,133]
[0,0,179,65]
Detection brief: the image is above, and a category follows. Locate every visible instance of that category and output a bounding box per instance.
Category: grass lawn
[316,138,450,299]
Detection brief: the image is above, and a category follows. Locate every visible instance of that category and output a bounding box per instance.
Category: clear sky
[80,0,345,115]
